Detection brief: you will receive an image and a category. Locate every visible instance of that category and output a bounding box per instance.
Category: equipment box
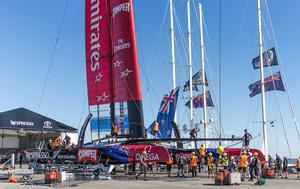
[229,172,241,185]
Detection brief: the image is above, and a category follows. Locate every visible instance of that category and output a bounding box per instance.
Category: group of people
[268,154,300,179]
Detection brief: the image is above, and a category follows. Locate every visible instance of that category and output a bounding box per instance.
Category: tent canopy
[0,107,77,133]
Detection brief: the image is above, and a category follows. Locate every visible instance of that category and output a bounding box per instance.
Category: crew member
[153,120,159,138]
[207,153,214,178]
[166,154,173,177]
[136,150,147,180]
[243,129,252,152]
[177,153,187,177]
[52,137,62,148]
[239,151,248,181]
[222,153,229,170]
[275,154,282,176]
[198,144,206,173]
[297,156,300,179]
[189,128,197,139]
[249,152,260,182]
[282,156,288,179]
[47,139,53,150]
[190,152,198,178]
[113,124,119,141]
[63,134,71,147]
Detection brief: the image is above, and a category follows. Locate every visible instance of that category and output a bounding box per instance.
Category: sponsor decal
[114,39,130,53]
[134,145,160,161]
[43,121,53,129]
[25,151,49,160]
[10,120,34,126]
[112,2,130,18]
[78,148,98,163]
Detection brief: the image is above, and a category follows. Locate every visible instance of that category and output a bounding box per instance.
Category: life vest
[297,159,300,168]
[207,156,214,166]
[113,125,118,134]
[199,147,206,157]
[223,156,229,167]
[154,122,159,132]
[166,157,173,165]
[190,155,198,167]
[240,155,248,168]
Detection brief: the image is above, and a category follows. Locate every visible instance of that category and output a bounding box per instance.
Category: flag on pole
[185,90,214,109]
[249,71,285,97]
[252,47,278,69]
[183,70,208,92]
[148,87,180,139]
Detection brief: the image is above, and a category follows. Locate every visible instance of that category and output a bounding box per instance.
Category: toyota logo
[44,121,52,127]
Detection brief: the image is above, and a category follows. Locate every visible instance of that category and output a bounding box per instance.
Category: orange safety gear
[253,152,258,157]
[154,121,159,133]
[166,156,173,165]
[207,156,214,166]
[113,124,118,134]
[199,146,206,157]
[240,154,248,168]
[297,158,300,168]
[190,155,198,167]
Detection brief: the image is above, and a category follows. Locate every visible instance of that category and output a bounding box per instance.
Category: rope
[218,0,222,145]
[37,0,69,112]
[264,0,300,142]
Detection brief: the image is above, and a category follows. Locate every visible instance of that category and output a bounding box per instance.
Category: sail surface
[85,0,142,105]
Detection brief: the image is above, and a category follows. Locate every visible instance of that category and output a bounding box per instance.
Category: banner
[252,47,278,69]
[249,71,285,97]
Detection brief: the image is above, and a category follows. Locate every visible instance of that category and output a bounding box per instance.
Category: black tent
[0,107,77,132]
[0,107,77,153]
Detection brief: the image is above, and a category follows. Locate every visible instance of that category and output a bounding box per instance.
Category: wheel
[93,169,100,176]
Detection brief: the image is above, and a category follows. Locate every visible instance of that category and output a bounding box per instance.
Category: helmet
[223,152,227,156]
[242,151,246,154]
[230,156,235,160]
[208,152,212,156]
[192,152,195,155]
[49,139,52,142]
[253,152,258,157]
[201,144,204,147]
[217,145,224,155]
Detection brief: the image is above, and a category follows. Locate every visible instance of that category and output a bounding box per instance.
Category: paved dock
[0,175,300,189]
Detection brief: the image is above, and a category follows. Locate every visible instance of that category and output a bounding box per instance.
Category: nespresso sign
[10,120,34,126]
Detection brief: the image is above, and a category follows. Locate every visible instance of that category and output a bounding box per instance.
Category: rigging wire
[264,0,300,142]
[37,0,69,113]
[218,0,223,145]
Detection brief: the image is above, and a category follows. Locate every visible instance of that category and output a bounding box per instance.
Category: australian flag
[249,71,285,97]
[148,87,180,139]
[185,90,214,109]
[183,70,208,92]
[252,47,278,69]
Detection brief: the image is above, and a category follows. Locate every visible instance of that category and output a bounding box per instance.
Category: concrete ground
[0,174,300,189]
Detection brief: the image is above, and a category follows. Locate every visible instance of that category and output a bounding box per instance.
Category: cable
[37,0,69,112]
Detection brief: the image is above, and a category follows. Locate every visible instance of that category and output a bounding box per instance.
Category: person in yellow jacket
[198,144,206,173]
[207,153,214,178]
[239,151,248,181]
[166,154,173,177]
[153,120,159,138]
[297,156,300,179]
[190,152,199,178]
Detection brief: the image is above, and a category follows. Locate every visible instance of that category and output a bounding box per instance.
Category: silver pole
[199,3,207,147]
[257,0,268,160]
[170,0,177,122]
[187,0,193,132]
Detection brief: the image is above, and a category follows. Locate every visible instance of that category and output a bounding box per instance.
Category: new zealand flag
[148,87,180,139]
[249,71,285,97]
[252,47,278,69]
[185,90,214,109]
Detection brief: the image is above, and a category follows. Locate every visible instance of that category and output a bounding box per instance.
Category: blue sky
[0,0,300,157]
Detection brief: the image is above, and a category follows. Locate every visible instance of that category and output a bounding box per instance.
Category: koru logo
[43,121,52,128]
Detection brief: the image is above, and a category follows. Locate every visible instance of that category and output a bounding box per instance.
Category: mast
[170,0,177,122]
[199,3,207,147]
[257,0,268,159]
[187,0,194,132]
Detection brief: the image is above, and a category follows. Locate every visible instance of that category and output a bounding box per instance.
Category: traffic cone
[8,176,17,183]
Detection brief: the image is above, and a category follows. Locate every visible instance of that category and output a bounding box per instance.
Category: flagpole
[170,0,177,122]
[187,0,194,136]
[199,3,207,148]
[257,0,268,160]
